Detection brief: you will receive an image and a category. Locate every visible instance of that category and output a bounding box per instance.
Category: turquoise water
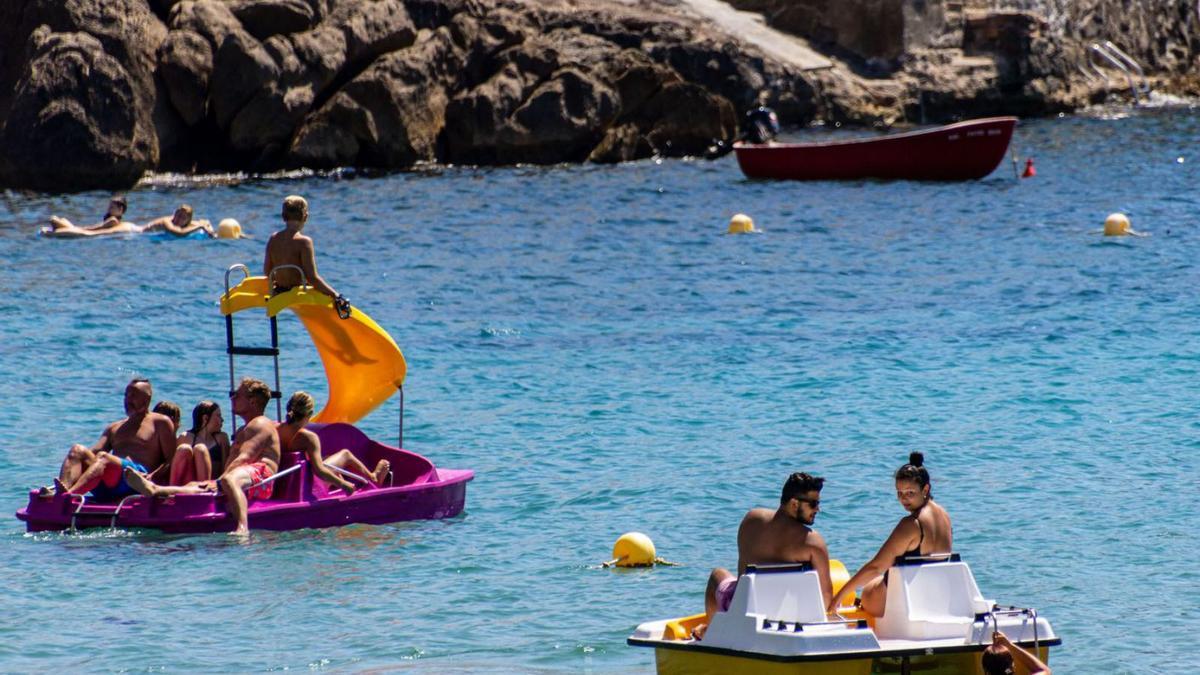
[1,105,1198,673]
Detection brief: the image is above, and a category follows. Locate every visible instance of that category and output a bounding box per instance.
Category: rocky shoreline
[1,0,1196,192]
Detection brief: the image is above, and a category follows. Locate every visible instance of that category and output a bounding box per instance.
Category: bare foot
[230,526,249,537]
[690,623,709,641]
[372,460,391,487]
[36,485,55,499]
[123,467,161,498]
[53,478,69,495]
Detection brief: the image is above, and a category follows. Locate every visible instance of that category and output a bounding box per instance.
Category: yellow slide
[220,276,406,424]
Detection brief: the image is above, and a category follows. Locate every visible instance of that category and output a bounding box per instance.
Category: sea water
[0,105,1197,673]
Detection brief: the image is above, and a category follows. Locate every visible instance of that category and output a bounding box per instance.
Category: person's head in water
[282,195,308,227]
[106,195,128,220]
[285,391,315,424]
[780,472,825,526]
[895,452,931,512]
[980,643,1015,675]
[189,400,223,436]
[172,204,193,227]
[153,400,181,433]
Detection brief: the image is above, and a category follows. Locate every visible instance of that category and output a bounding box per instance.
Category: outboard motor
[742,106,780,144]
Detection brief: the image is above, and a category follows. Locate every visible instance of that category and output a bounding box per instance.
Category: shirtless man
[693,472,833,640]
[45,378,176,499]
[126,377,280,535]
[140,204,215,238]
[277,391,390,494]
[264,195,345,301]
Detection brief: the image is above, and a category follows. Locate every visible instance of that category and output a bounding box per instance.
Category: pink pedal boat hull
[733,116,1017,181]
[16,423,473,534]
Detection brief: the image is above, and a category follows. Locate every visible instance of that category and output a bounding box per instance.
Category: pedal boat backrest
[874,553,994,640]
[728,563,828,623]
[704,563,881,656]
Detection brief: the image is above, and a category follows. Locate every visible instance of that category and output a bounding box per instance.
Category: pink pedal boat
[17,266,473,533]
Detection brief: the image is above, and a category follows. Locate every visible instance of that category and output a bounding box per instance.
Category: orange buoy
[1021,157,1036,178]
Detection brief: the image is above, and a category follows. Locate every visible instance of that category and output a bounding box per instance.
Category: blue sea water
[1,104,1198,673]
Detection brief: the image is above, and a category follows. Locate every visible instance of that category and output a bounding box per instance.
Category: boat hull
[648,643,1050,675]
[15,424,473,533]
[733,117,1017,181]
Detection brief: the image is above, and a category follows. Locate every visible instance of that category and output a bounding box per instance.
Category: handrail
[245,462,303,493]
[110,494,140,528]
[68,493,88,532]
[267,264,309,294]
[1102,40,1150,95]
[1089,43,1140,104]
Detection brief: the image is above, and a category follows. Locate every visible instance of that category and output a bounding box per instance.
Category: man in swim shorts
[44,378,176,499]
[692,472,834,640]
[125,377,280,535]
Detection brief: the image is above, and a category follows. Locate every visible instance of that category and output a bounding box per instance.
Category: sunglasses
[794,497,820,508]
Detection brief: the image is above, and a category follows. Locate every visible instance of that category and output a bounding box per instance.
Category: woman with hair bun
[826,452,953,616]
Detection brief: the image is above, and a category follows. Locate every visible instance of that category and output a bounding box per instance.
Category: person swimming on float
[692,472,833,640]
[139,204,216,238]
[276,391,390,494]
[44,202,218,239]
[264,195,350,317]
[826,452,952,616]
[42,195,138,237]
[125,377,280,535]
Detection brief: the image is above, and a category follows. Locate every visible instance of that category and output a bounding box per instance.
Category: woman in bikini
[168,401,231,485]
[826,452,953,616]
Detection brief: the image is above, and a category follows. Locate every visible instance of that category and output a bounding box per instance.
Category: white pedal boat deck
[628,555,1059,674]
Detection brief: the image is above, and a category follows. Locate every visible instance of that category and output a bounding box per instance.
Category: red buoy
[1022,157,1036,178]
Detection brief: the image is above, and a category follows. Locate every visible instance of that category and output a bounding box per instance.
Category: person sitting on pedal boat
[826,452,952,616]
[41,378,176,499]
[167,400,231,485]
[277,391,389,495]
[694,472,833,640]
[124,377,280,536]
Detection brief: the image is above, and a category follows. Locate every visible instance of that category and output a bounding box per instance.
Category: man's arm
[299,238,339,298]
[994,632,1051,674]
[263,235,274,277]
[807,531,833,613]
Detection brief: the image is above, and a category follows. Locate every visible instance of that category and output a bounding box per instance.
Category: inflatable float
[628,555,1059,674]
[17,265,472,533]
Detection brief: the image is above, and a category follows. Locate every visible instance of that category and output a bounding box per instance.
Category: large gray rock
[2,28,152,190]
[0,0,166,190]
[290,27,460,167]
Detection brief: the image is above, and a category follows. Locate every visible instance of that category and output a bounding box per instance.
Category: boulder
[0,0,167,190]
[231,0,319,41]
[289,28,459,167]
[158,29,212,126]
[2,28,151,190]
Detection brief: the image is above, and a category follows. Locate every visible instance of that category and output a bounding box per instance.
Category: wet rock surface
[0,0,1195,190]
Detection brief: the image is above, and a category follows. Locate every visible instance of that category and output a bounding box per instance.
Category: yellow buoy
[1103,213,1130,236]
[728,213,756,234]
[830,559,856,608]
[608,532,656,567]
[217,218,244,239]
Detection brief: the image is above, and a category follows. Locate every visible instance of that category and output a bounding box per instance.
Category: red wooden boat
[733,116,1017,181]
